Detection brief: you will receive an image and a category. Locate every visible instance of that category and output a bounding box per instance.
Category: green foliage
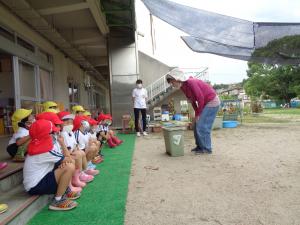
[219,95,237,100]
[252,35,300,59]
[213,83,230,90]
[243,105,251,114]
[244,35,300,102]
[264,108,300,115]
[128,118,135,131]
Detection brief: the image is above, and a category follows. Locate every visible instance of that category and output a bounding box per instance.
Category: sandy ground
[125,123,300,225]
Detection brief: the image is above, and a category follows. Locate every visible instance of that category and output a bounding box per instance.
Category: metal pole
[13,56,21,109]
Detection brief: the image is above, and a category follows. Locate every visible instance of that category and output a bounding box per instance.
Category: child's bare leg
[81,151,87,170]
[54,163,75,196]
[71,151,82,171]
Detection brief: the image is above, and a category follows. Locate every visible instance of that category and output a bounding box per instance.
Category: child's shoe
[107,138,117,148]
[79,172,94,183]
[69,182,82,193]
[64,187,81,200]
[0,204,8,214]
[111,136,123,145]
[12,155,25,162]
[85,169,99,176]
[0,162,8,170]
[49,197,77,211]
[92,156,103,164]
[87,161,97,169]
[72,170,86,188]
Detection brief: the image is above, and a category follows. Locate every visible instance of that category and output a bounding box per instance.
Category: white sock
[55,196,62,201]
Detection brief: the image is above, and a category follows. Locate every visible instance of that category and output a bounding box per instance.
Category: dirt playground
[125,123,300,225]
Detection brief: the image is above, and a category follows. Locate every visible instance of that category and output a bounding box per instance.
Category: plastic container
[222,120,238,128]
[173,114,182,121]
[161,111,170,121]
[213,116,223,129]
[162,126,185,156]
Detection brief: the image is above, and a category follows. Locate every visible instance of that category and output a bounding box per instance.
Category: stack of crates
[153,107,162,121]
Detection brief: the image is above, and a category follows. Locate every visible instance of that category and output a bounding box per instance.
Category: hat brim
[44,109,59,114]
[62,114,75,120]
[166,68,189,82]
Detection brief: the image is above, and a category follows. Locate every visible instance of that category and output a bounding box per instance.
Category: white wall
[138,51,171,86]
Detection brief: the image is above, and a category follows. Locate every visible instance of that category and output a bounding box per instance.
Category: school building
[0,0,138,131]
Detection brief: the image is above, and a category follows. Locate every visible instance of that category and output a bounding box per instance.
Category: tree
[243,35,300,102]
[213,83,229,90]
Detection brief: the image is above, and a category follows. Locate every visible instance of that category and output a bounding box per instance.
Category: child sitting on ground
[87,118,103,164]
[73,116,99,174]
[23,119,80,211]
[7,109,35,161]
[42,101,60,113]
[97,113,123,148]
[58,111,95,190]
[72,105,86,116]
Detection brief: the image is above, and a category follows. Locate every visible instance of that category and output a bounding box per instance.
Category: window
[68,81,80,107]
[17,37,35,52]
[88,90,96,110]
[73,84,79,103]
[40,69,52,100]
[0,25,14,42]
[19,61,36,98]
[17,59,53,113]
[38,49,53,65]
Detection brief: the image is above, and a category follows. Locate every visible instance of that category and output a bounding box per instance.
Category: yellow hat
[11,108,32,132]
[44,108,59,114]
[72,105,85,113]
[83,111,91,116]
[43,101,58,111]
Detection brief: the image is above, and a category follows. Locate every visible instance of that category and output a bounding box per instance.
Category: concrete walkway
[125,124,300,225]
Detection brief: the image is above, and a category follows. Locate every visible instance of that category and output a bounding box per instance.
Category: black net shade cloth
[141,0,300,64]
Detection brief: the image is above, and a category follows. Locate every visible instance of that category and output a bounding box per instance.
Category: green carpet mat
[28,134,135,225]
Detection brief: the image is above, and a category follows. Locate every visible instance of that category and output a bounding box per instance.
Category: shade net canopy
[141,0,300,64]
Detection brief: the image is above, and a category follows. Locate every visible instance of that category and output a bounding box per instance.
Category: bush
[251,101,263,113]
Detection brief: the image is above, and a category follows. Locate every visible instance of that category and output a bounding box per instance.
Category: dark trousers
[134,108,147,132]
[7,143,18,157]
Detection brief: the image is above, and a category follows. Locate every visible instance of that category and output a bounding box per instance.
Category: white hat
[166,68,189,82]
[62,114,75,120]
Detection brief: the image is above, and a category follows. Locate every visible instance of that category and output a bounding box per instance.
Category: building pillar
[108,35,139,127]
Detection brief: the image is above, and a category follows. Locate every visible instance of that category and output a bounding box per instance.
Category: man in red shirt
[166,68,220,154]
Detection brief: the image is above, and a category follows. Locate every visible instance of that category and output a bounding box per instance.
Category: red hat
[106,114,113,121]
[57,111,75,121]
[73,115,88,131]
[97,113,106,123]
[28,119,58,155]
[97,113,112,123]
[89,118,98,126]
[36,112,63,125]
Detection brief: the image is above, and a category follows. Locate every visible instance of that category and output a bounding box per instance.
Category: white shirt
[99,125,109,133]
[61,131,77,152]
[8,127,29,145]
[74,130,89,150]
[132,87,147,109]
[23,144,63,191]
[89,132,97,140]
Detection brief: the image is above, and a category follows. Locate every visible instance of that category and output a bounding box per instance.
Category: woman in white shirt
[132,79,148,137]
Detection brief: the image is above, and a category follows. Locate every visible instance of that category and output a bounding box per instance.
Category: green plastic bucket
[162,126,185,157]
